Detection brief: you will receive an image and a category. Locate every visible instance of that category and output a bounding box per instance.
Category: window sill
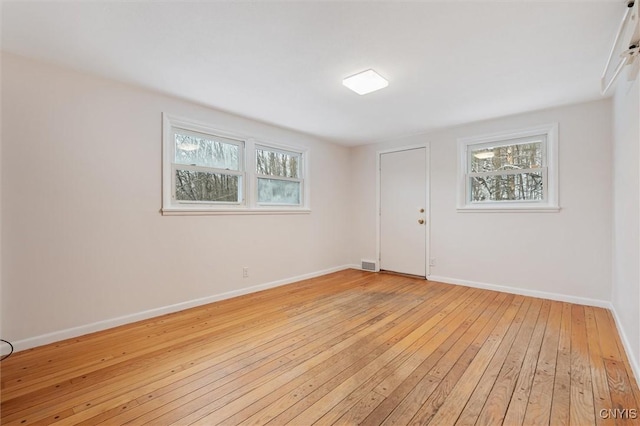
[161,207,311,216]
[457,205,560,213]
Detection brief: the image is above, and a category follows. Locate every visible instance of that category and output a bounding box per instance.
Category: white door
[380,148,427,277]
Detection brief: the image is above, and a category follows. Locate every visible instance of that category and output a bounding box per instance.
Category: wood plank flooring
[1,269,639,425]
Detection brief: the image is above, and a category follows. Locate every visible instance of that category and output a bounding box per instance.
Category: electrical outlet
[429,258,436,267]
[242,267,249,278]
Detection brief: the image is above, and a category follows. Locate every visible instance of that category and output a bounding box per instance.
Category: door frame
[376,144,431,278]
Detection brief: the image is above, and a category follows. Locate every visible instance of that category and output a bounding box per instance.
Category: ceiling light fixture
[473,151,495,160]
[342,69,389,95]
[177,142,199,152]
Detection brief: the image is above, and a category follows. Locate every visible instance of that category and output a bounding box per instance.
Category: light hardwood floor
[1,269,639,425]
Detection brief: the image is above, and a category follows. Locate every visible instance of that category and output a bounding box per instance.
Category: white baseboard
[427,275,611,308]
[428,274,639,385]
[13,267,638,389]
[9,265,354,354]
[608,304,640,386]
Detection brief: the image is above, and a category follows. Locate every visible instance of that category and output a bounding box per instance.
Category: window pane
[175,169,240,202]
[256,148,300,178]
[174,133,240,170]
[257,178,300,204]
[470,140,543,173]
[471,171,543,202]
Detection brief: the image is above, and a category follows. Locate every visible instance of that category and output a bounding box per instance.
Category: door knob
[418,219,425,224]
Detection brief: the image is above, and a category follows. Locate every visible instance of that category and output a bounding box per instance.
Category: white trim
[426,274,640,384]
[376,144,430,277]
[163,113,249,210]
[609,304,640,386]
[468,167,547,178]
[457,123,558,145]
[7,267,639,388]
[457,206,561,213]
[256,175,301,183]
[425,145,431,278]
[254,141,310,209]
[457,123,559,212]
[161,207,311,215]
[7,265,352,353]
[427,275,610,308]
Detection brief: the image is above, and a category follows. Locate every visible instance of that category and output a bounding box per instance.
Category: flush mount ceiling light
[177,142,199,152]
[342,69,389,95]
[473,151,495,160]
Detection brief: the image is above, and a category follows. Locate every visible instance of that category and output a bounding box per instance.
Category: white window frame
[255,144,305,207]
[457,123,559,212]
[171,127,245,206]
[162,114,310,215]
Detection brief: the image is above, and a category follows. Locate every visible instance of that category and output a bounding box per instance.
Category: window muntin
[457,124,558,212]
[256,146,303,206]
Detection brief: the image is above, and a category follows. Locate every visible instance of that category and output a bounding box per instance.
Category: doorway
[378,147,429,277]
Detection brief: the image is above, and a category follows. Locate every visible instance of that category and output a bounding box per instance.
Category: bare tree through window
[469,140,544,202]
[173,132,242,202]
[256,147,302,205]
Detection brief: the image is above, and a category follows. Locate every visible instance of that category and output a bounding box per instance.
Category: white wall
[612,74,640,375]
[1,51,629,364]
[0,51,4,343]
[1,53,353,348]
[351,99,613,305]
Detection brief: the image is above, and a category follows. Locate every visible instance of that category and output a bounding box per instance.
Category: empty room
[1,1,639,425]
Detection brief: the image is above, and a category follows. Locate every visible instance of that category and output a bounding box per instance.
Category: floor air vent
[361,260,377,272]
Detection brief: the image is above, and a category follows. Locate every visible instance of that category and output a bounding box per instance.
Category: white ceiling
[1,1,622,145]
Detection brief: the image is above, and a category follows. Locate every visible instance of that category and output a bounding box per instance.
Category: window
[256,146,303,205]
[457,124,559,212]
[162,114,309,214]
[173,129,244,204]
